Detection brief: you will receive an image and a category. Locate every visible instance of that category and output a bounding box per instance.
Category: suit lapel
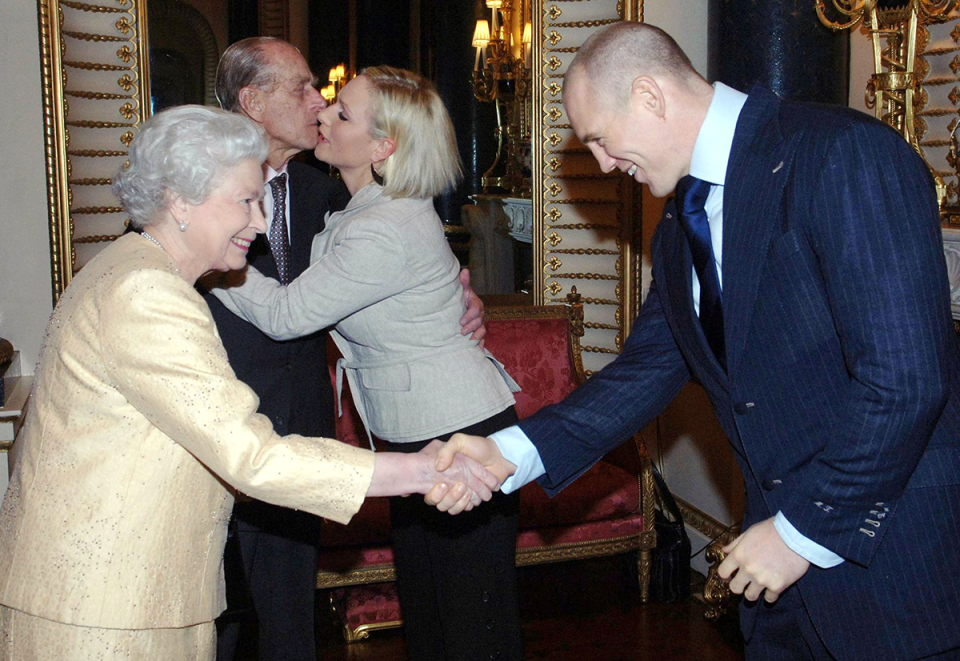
[722,89,791,377]
[286,163,324,279]
[660,199,728,380]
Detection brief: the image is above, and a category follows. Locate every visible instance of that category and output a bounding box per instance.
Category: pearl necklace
[140,230,163,250]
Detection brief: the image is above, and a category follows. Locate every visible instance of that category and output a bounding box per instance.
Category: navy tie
[268,173,291,284]
[675,175,725,368]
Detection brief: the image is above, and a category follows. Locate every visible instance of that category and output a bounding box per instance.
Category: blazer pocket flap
[766,229,802,264]
[907,446,960,489]
[357,364,412,391]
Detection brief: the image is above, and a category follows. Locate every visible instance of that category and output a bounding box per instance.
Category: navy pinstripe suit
[520,88,960,659]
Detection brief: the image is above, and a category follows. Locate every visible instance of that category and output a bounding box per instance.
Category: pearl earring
[179,222,187,232]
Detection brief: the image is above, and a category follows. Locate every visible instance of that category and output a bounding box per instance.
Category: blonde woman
[214,67,524,660]
[0,105,495,660]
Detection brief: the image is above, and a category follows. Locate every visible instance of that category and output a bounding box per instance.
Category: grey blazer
[215,183,518,444]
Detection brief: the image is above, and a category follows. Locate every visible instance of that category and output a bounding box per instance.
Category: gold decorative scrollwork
[551,18,619,28]
[119,102,138,120]
[60,0,125,12]
[547,55,562,70]
[66,90,133,100]
[63,61,132,72]
[547,231,562,246]
[68,178,112,185]
[552,272,620,281]
[62,30,125,42]
[67,149,127,157]
[66,119,135,128]
[116,45,135,62]
[548,4,562,18]
[73,233,123,243]
[547,30,562,45]
[547,256,562,270]
[69,206,124,214]
[582,345,619,354]
[550,247,620,255]
[551,223,618,231]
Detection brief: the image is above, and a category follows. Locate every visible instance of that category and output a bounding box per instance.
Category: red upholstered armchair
[317,295,656,641]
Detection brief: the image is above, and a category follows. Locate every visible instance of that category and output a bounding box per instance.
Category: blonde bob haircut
[362,66,462,199]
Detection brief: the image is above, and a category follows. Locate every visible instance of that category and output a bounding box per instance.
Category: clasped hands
[421,437,813,606]
[387,433,515,516]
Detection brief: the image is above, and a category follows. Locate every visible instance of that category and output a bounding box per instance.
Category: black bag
[649,465,691,602]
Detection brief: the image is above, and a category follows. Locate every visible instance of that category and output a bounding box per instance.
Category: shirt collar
[264,163,289,186]
[688,82,748,187]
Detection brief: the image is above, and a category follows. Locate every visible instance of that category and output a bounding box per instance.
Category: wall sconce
[325,63,349,102]
[816,0,958,215]
[472,0,532,195]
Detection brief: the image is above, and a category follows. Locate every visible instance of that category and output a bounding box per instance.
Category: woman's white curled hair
[112,105,268,228]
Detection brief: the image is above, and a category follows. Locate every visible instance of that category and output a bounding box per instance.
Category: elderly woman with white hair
[213,67,525,661]
[0,105,496,660]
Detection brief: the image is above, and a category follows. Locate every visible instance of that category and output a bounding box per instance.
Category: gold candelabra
[816,0,960,215]
[472,0,533,195]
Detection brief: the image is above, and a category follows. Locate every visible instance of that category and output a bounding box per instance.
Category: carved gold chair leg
[702,538,741,621]
[635,433,657,604]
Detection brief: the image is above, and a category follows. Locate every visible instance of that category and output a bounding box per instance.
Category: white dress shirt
[491,83,843,569]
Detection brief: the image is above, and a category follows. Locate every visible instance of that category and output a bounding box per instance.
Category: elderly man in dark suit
[208,37,486,661]
[437,21,960,661]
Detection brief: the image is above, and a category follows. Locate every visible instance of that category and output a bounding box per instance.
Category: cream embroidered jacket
[0,234,374,629]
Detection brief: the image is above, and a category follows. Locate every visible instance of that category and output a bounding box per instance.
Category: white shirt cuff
[488,425,545,494]
[774,511,844,568]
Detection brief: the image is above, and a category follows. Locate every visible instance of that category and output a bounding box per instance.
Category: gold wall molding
[533,0,643,374]
[38,0,151,303]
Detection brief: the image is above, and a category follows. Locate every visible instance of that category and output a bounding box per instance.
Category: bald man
[439,22,960,661]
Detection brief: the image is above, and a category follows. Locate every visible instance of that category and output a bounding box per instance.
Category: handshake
[367,433,518,515]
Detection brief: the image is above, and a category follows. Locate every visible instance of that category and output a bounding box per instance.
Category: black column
[709,0,849,105]
[421,0,497,222]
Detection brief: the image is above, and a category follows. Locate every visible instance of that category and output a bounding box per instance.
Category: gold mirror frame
[38,0,152,305]
[37,0,642,371]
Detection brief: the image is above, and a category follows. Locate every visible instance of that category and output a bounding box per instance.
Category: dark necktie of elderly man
[675,175,725,369]
[268,173,292,285]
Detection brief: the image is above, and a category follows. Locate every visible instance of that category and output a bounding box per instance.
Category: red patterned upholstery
[481,316,578,420]
[317,304,653,639]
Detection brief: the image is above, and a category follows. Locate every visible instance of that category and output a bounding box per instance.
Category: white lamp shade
[472,20,491,46]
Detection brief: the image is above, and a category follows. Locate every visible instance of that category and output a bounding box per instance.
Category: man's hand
[434,433,517,484]
[717,517,811,603]
[459,269,487,345]
[367,442,499,515]
[418,440,500,515]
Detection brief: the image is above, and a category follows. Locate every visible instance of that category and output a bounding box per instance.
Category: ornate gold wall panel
[533,0,643,374]
[38,0,151,303]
